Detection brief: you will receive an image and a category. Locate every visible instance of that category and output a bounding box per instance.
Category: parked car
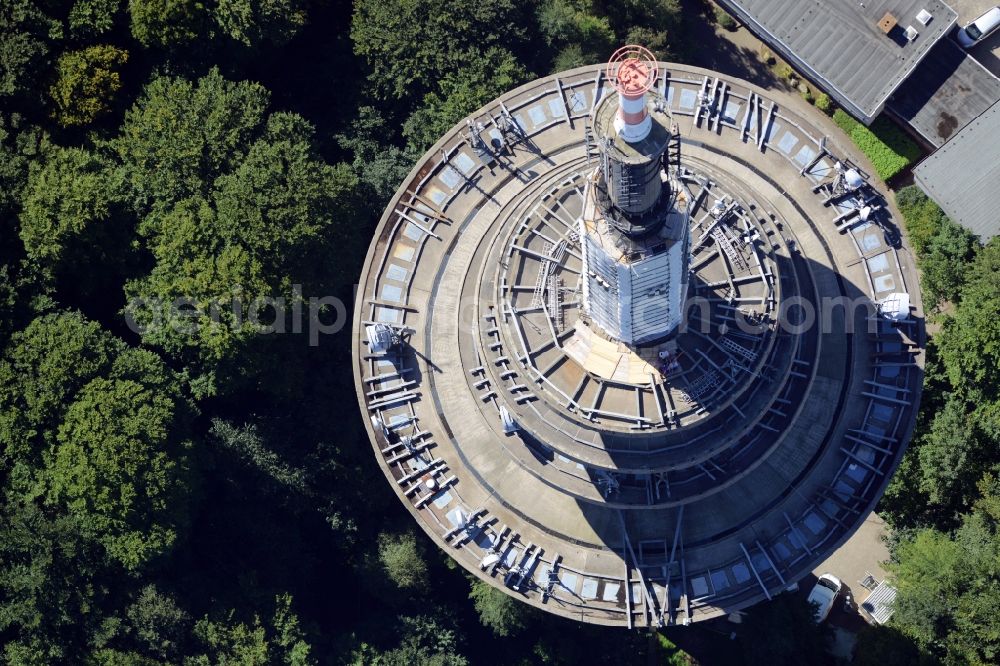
[957,6,1000,48]
[807,573,843,623]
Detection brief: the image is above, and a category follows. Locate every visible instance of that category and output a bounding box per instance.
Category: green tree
[468,580,528,637]
[0,311,118,471]
[214,0,307,47]
[19,146,115,265]
[113,68,269,215]
[49,45,128,127]
[606,0,681,54]
[0,312,195,570]
[350,614,468,666]
[351,0,527,100]
[895,185,948,257]
[377,531,429,591]
[0,501,111,665]
[44,373,194,570]
[889,479,1000,663]
[537,0,615,68]
[0,1,62,107]
[938,238,1000,401]
[123,586,191,662]
[129,0,205,48]
[336,106,413,208]
[184,594,315,666]
[919,218,979,309]
[917,396,987,512]
[209,419,310,494]
[402,47,529,155]
[122,107,360,394]
[69,0,123,37]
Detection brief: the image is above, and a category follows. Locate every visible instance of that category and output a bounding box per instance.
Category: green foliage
[351,0,527,100]
[916,396,988,512]
[772,62,794,82]
[0,501,110,665]
[655,632,697,666]
[185,594,315,666]
[0,311,195,570]
[468,580,527,637]
[938,239,1000,401]
[552,44,589,72]
[833,109,922,181]
[377,532,429,591]
[895,185,949,256]
[129,0,205,48]
[210,419,310,493]
[0,312,119,469]
[814,92,832,115]
[113,68,270,214]
[739,593,829,665]
[0,1,62,102]
[19,146,114,265]
[336,107,414,207]
[537,0,615,65]
[45,374,193,570]
[604,0,681,54]
[122,100,361,392]
[49,45,128,127]
[920,217,979,308]
[123,586,191,662]
[350,614,467,666]
[714,6,737,31]
[214,0,307,47]
[403,47,529,155]
[69,0,123,37]
[889,481,1000,663]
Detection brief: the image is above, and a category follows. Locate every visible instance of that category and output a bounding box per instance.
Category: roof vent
[904,25,919,41]
[879,12,898,34]
[916,9,932,26]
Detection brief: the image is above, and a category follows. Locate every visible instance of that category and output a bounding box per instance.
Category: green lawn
[833,109,923,182]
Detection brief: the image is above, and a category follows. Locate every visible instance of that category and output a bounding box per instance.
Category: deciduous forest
[0,0,997,664]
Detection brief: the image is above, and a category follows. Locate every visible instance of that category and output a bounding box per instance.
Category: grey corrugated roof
[888,39,1000,147]
[718,0,956,122]
[914,99,1000,240]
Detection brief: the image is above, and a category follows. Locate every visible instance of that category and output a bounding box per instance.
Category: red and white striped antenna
[606,45,658,143]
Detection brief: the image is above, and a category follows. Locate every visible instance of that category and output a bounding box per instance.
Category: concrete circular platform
[352,63,925,627]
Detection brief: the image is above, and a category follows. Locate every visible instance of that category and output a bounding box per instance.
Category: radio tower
[580,45,690,346]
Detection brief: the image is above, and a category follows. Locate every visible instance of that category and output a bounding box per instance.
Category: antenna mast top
[607,45,658,98]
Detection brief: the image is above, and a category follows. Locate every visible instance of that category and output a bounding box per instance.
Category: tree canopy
[351,0,528,100]
[49,45,128,127]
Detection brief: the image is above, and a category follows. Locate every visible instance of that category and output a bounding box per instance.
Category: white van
[957,6,1000,48]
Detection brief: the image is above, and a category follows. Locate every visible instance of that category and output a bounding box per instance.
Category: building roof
[861,580,898,625]
[914,99,1000,240]
[888,39,1000,147]
[717,0,956,123]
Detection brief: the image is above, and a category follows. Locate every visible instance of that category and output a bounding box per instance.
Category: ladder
[666,123,682,173]
[547,275,563,332]
[531,241,566,308]
[710,227,748,273]
[619,168,634,209]
[584,117,599,165]
[721,336,758,362]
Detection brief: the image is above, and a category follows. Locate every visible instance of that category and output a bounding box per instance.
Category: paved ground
[812,511,890,593]
[950,0,1000,76]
